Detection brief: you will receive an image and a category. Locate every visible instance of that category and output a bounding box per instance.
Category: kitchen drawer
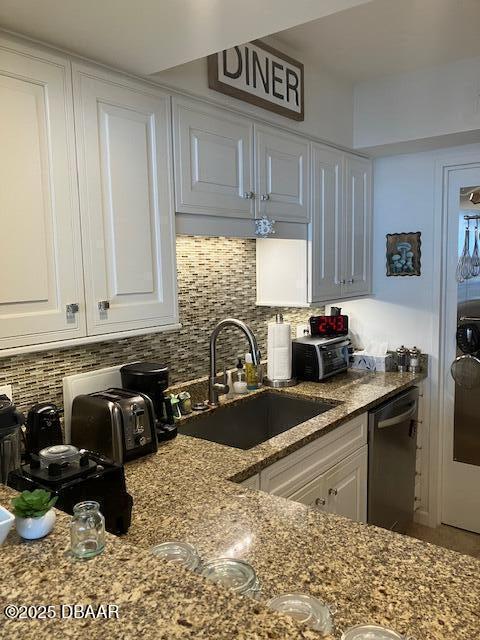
[259,413,367,498]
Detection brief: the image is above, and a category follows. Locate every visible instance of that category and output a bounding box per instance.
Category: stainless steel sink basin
[178,391,338,450]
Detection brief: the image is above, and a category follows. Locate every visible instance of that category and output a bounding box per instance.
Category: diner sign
[208,40,304,121]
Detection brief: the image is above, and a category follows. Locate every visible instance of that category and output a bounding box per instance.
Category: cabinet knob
[66,303,79,315]
[261,193,270,201]
[243,191,255,200]
[340,279,346,285]
[315,497,326,507]
[347,278,354,284]
[98,300,110,312]
[328,488,338,496]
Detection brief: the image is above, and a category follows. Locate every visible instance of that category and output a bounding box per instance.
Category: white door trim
[432,149,480,528]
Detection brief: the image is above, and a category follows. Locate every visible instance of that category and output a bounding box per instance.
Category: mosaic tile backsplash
[0,236,323,413]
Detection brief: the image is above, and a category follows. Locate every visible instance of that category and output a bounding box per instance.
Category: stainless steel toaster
[292,335,350,381]
[70,388,157,463]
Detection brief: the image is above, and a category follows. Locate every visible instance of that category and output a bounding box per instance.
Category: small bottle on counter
[396,345,409,373]
[233,358,248,394]
[408,346,421,373]
[70,501,105,559]
[245,352,259,390]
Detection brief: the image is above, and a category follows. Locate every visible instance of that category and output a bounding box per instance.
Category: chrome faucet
[208,318,260,407]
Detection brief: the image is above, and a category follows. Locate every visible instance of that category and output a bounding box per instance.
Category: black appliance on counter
[70,389,158,463]
[292,313,351,382]
[120,362,177,443]
[8,444,133,535]
[25,402,63,456]
[0,395,25,484]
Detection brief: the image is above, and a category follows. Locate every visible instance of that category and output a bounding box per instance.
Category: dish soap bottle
[233,358,248,394]
[245,352,259,390]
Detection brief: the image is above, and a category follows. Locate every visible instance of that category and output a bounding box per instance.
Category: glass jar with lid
[199,558,261,598]
[341,624,404,640]
[151,541,200,572]
[70,501,105,559]
[267,593,334,636]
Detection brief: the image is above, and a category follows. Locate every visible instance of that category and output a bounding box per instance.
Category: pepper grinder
[408,346,421,373]
[396,345,408,373]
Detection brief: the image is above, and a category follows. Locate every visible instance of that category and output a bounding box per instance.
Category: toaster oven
[70,388,157,463]
[292,336,350,381]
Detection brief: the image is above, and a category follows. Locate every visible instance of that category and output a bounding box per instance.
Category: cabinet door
[0,37,85,350]
[288,446,368,523]
[320,445,368,522]
[255,124,309,223]
[309,144,343,303]
[342,156,372,297]
[173,98,254,218]
[73,64,177,335]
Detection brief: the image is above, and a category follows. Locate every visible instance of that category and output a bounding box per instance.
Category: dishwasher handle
[377,401,418,429]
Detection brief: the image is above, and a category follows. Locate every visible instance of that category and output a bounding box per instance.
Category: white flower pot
[15,509,56,540]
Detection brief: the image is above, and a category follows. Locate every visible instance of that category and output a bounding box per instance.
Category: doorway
[441,165,480,534]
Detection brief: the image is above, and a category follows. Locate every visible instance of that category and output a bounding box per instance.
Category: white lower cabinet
[258,413,368,523]
[288,446,368,522]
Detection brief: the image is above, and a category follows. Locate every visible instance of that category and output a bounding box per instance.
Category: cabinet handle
[328,488,338,496]
[315,497,326,507]
[98,300,110,312]
[243,191,255,200]
[347,279,354,284]
[66,303,79,315]
[261,193,270,201]
[340,279,346,285]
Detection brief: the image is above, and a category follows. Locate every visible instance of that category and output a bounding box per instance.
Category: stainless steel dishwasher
[368,387,419,533]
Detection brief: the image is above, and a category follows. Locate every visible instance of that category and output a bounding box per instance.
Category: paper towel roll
[267,318,292,380]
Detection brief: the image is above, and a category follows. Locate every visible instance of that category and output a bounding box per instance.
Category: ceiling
[275,0,480,83]
[0,0,372,75]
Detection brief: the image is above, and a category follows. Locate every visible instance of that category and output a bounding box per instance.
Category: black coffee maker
[120,362,177,442]
[25,402,63,456]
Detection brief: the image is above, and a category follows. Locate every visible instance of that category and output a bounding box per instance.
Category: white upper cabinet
[343,155,372,297]
[0,37,85,350]
[309,144,343,302]
[73,63,178,336]
[255,124,310,223]
[172,98,310,229]
[173,97,254,218]
[257,146,372,306]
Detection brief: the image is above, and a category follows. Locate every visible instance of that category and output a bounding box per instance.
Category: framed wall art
[386,232,421,276]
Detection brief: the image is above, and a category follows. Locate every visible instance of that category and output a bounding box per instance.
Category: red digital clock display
[309,315,349,337]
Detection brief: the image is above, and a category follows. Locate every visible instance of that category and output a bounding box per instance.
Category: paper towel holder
[264,313,298,388]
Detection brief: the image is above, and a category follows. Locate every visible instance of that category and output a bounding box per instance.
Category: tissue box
[351,351,394,372]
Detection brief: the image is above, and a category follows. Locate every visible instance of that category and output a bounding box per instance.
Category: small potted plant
[11,489,57,540]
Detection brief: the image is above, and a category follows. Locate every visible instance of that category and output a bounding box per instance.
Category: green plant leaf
[11,489,56,518]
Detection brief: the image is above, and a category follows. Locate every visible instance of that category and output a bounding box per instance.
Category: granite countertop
[1,370,480,639]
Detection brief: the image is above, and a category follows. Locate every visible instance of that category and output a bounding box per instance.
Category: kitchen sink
[178,391,338,450]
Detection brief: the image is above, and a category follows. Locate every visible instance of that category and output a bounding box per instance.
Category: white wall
[339,151,437,354]
[354,55,480,153]
[340,143,480,355]
[153,36,354,148]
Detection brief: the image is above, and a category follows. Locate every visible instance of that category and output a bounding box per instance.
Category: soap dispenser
[233,358,248,394]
